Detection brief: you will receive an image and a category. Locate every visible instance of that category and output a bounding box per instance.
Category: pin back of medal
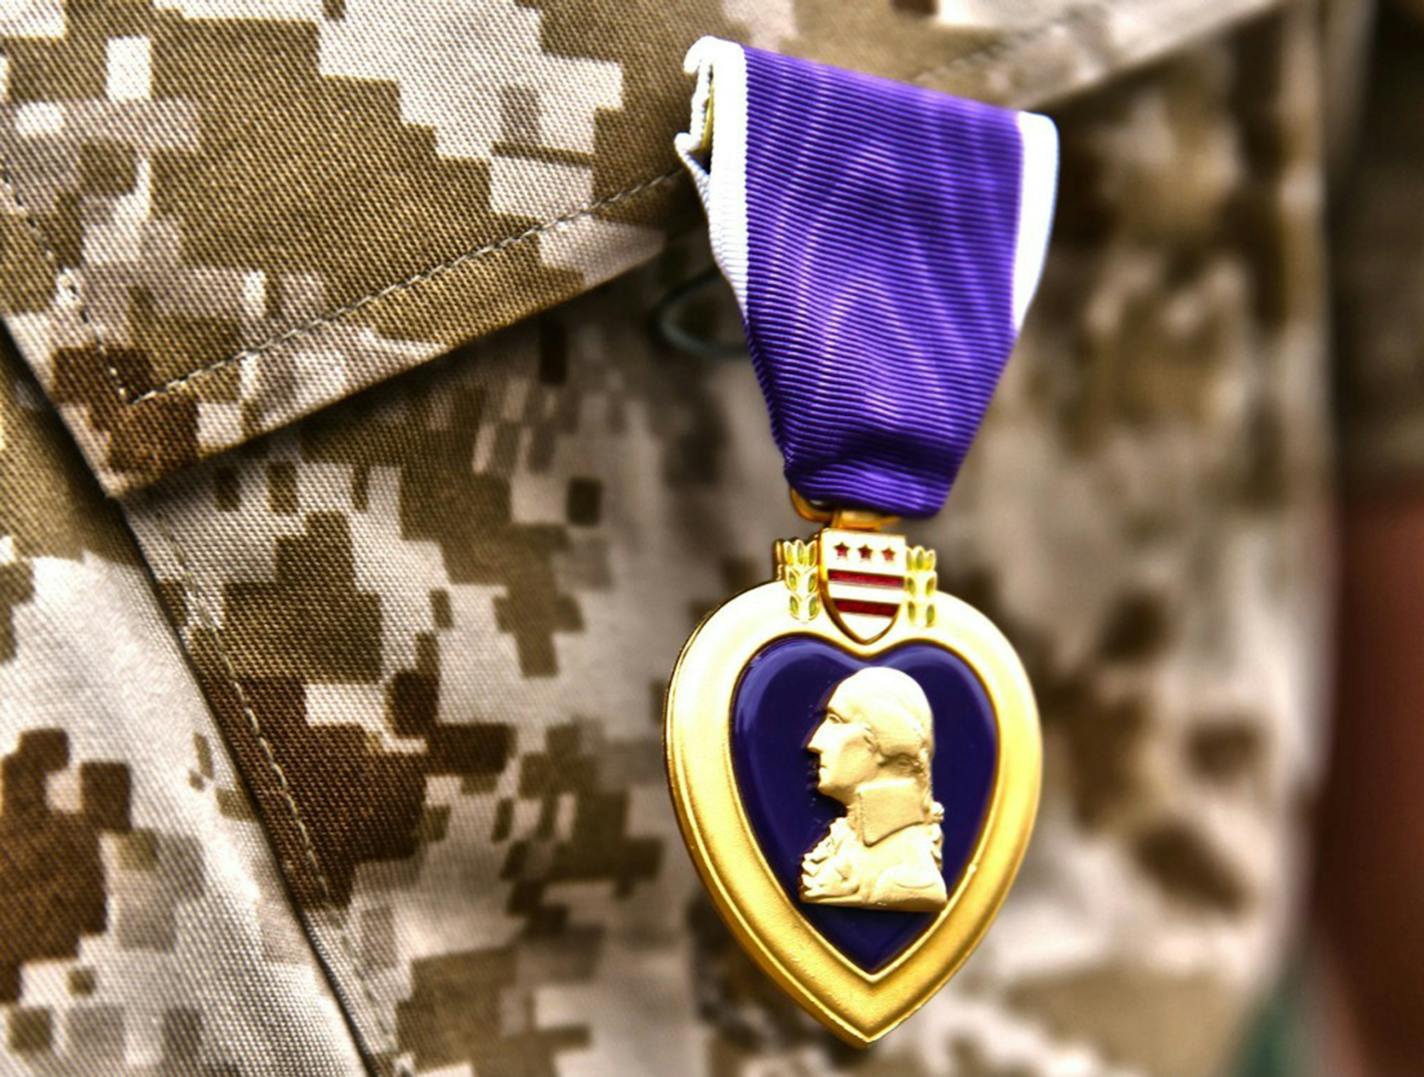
[663,492,1042,1046]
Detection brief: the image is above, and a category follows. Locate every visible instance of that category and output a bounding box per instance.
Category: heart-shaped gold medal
[665,519,1041,1045]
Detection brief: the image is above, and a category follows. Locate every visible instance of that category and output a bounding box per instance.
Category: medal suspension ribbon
[675,38,1059,518]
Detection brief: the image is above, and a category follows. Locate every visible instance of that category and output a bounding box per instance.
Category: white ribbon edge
[675,36,1058,332]
[674,36,751,314]
[1012,112,1060,331]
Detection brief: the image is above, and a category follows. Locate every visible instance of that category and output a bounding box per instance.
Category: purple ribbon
[678,42,1057,518]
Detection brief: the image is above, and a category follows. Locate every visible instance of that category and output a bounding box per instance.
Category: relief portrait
[800,667,949,912]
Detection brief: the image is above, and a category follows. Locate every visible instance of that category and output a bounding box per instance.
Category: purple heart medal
[664,38,1060,1045]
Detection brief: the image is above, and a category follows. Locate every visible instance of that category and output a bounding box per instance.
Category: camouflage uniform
[0,2,1333,1074]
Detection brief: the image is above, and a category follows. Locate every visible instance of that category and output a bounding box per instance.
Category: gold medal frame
[665,578,1041,1046]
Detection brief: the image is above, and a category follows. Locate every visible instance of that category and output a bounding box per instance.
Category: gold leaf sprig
[905,545,937,627]
[776,538,821,623]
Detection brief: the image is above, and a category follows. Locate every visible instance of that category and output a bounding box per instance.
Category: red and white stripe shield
[817,528,908,643]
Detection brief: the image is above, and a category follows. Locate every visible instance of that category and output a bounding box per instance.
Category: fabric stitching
[2,0,1260,418]
[0,160,129,402]
[908,0,1279,87]
[106,0,1153,409]
[148,499,407,1075]
[124,168,683,405]
[907,0,1114,86]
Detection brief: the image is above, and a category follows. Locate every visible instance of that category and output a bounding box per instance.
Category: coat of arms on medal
[664,502,1041,1046]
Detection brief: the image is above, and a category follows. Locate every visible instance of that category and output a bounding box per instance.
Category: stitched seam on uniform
[0,0,1265,421]
[0,160,129,402]
[107,0,1167,407]
[148,500,402,1068]
[907,0,1114,86]
[908,0,1279,86]
[123,168,683,405]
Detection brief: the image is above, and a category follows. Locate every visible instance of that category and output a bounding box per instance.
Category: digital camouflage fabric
[1,1,1331,1075]
[0,0,1279,495]
[0,323,363,1068]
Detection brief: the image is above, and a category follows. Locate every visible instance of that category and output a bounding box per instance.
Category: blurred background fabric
[1311,2,1424,1074]
[0,1,1420,1074]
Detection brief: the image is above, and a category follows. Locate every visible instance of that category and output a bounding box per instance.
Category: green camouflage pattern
[1,1,1332,1074]
[0,0,1277,495]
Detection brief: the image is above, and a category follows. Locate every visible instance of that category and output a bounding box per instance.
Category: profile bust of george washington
[799,667,948,912]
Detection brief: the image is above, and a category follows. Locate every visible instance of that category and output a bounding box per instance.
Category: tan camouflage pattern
[0,329,365,1071]
[37,5,1326,1072]
[0,1,1334,1073]
[0,0,1280,496]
